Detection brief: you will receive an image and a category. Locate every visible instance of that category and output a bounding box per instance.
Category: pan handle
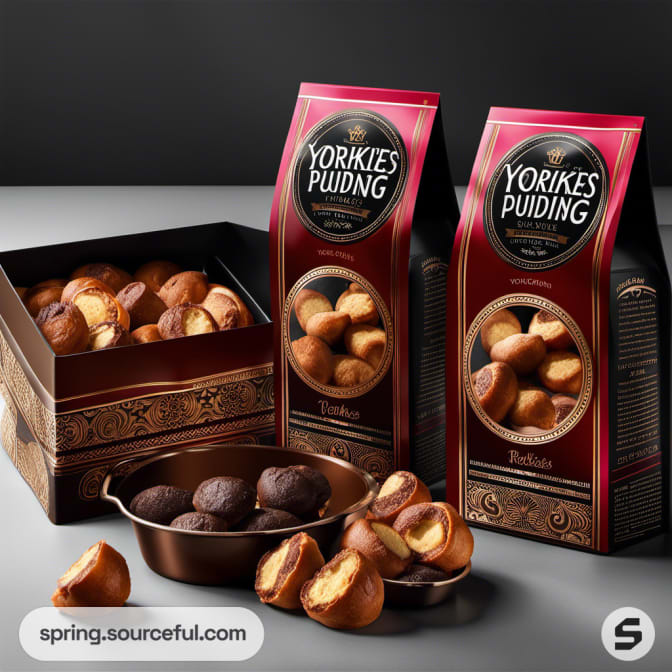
[99,457,138,507]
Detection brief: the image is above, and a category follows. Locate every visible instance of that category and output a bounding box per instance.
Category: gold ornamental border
[1,322,274,459]
[289,414,392,448]
[283,265,394,399]
[483,133,609,272]
[463,293,593,444]
[288,425,393,481]
[291,408,392,438]
[466,479,592,547]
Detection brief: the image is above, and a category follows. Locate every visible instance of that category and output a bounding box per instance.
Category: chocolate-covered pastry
[157,303,217,339]
[88,321,132,350]
[395,564,451,583]
[24,279,68,317]
[61,277,115,303]
[170,511,228,532]
[134,260,182,293]
[192,476,256,526]
[237,507,303,532]
[70,263,133,294]
[393,502,473,572]
[367,470,432,526]
[129,485,194,525]
[255,532,325,610]
[289,465,331,515]
[257,465,328,518]
[116,281,167,329]
[158,271,209,307]
[201,292,239,330]
[131,324,162,344]
[36,302,89,355]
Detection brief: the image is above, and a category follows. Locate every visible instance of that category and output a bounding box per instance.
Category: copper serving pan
[382,562,472,608]
[101,443,378,585]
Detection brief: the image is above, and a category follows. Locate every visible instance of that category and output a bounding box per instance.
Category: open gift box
[0,222,274,523]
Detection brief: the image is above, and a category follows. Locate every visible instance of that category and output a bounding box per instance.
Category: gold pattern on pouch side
[466,480,592,547]
[289,425,392,481]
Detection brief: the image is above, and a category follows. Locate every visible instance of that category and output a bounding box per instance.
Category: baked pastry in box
[0,223,274,523]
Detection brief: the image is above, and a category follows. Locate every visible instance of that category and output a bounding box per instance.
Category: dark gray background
[1,0,671,186]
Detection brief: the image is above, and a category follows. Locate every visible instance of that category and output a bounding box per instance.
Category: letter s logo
[602,608,655,661]
[614,617,642,650]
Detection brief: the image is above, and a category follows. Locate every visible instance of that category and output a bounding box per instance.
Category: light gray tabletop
[0,187,670,672]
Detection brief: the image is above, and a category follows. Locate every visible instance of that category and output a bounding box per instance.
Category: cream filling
[404,519,445,554]
[258,542,290,591]
[371,522,411,559]
[377,473,406,499]
[545,357,581,379]
[90,327,115,350]
[300,298,332,323]
[183,308,215,335]
[74,294,111,326]
[59,543,100,586]
[487,322,519,346]
[307,553,358,605]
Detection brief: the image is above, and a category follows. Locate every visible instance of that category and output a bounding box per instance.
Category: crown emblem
[546,146,566,165]
[347,125,367,143]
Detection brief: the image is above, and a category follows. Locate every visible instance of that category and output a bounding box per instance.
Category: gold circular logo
[463,294,593,443]
[484,133,609,272]
[291,110,408,244]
